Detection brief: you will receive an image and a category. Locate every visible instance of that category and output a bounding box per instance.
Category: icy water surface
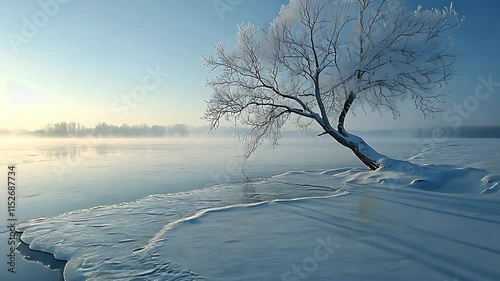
[1,137,499,280]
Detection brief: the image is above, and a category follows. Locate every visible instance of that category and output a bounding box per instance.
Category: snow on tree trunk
[328,131,386,171]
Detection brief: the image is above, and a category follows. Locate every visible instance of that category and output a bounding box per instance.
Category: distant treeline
[414,126,500,139]
[3,123,500,138]
[34,122,200,137]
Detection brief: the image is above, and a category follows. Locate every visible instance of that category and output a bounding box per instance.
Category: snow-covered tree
[203,0,463,170]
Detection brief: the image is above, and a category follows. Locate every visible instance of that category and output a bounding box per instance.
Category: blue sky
[0,0,499,131]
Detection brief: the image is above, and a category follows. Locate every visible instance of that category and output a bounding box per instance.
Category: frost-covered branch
[203,0,462,163]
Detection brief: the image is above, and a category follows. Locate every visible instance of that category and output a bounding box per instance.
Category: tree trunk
[332,89,385,171]
[328,130,385,171]
[347,142,382,171]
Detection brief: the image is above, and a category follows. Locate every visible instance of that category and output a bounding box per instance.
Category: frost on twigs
[203,0,462,168]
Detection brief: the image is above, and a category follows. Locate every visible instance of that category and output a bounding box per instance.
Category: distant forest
[32,122,207,137]
[1,123,500,138]
[414,126,500,139]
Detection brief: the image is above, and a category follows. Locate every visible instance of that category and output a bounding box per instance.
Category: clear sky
[0,0,499,131]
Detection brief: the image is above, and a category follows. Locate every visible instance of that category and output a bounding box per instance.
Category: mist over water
[0,135,489,222]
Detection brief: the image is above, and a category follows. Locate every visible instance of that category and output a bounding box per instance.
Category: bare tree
[203,0,462,171]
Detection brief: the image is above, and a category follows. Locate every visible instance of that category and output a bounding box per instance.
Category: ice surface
[159,186,500,281]
[17,179,344,280]
[16,140,500,280]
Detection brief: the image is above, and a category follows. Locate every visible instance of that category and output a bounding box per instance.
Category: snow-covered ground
[15,138,500,280]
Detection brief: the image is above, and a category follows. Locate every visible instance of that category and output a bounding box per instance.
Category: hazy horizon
[2,121,500,140]
[1,0,500,131]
